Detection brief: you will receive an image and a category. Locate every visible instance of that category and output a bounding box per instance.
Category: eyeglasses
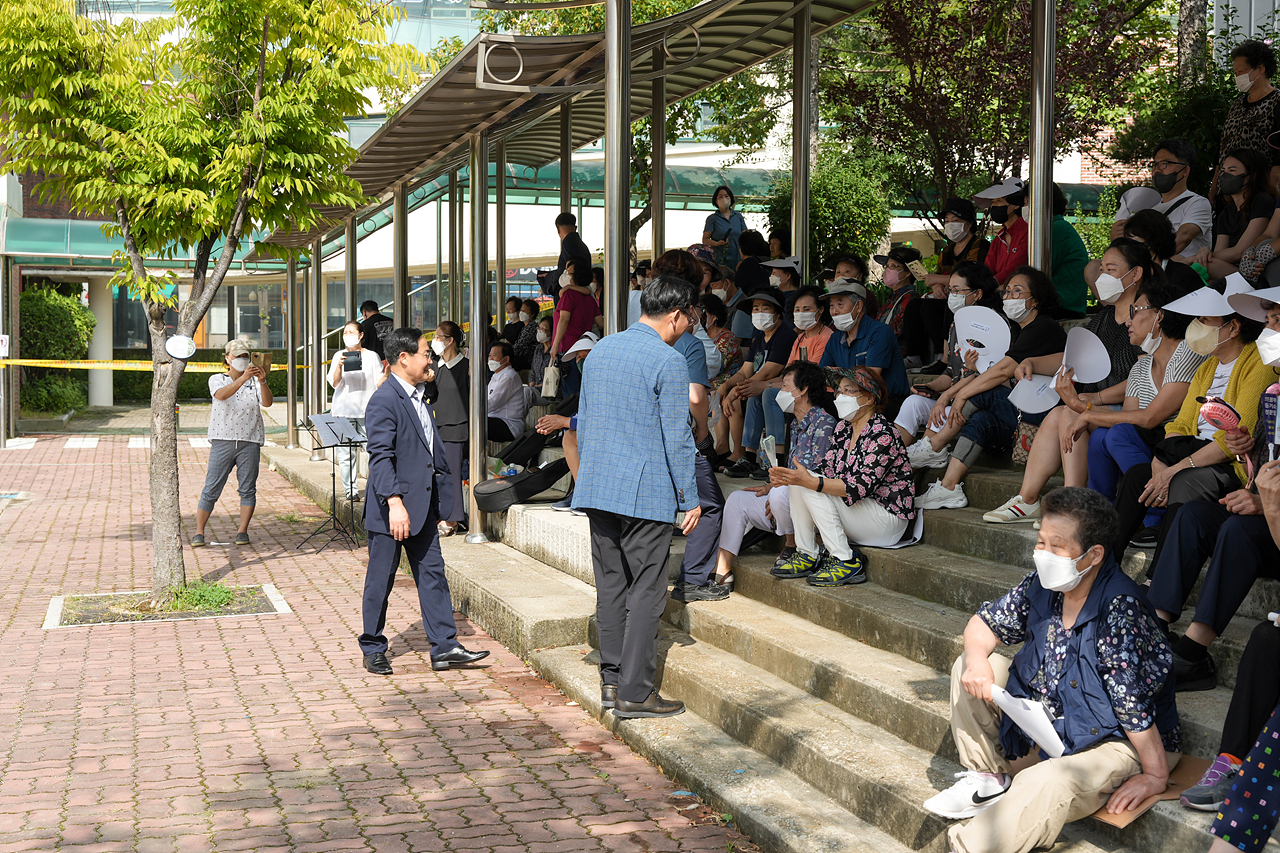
[1151,159,1188,172]
[947,287,973,296]
[1129,304,1157,319]
[1004,285,1030,297]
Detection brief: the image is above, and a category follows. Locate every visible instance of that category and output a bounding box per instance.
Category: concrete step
[591,618,1216,853]
[531,644,918,853]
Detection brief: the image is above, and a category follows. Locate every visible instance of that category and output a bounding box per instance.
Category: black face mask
[990,205,1010,225]
[1152,171,1181,194]
[1218,172,1248,196]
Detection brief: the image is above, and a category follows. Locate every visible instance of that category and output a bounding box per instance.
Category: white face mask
[343,333,360,347]
[519,311,531,323]
[487,359,504,373]
[230,356,250,372]
[431,338,447,356]
[559,270,572,288]
[1236,70,1257,92]
[1140,331,1162,355]
[506,311,518,322]
[1094,269,1133,304]
[1003,298,1030,322]
[1032,548,1091,593]
[1257,327,1280,366]
[752,312,777,331]
[831,310,857,332]
[711,288,727,301]
[947,293,968,313]
[590,282,600,294]
[769,274,782,288]
[944,221,968,242]
[536,330,550,344]
[717,196,731,210]
[793,311,817,330]
[775,389,796,414]
[835,394,863,420]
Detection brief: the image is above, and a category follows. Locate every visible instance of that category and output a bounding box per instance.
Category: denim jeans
[953,385,1048,468]
[1088,423,1162,529]
[742,387,785,454]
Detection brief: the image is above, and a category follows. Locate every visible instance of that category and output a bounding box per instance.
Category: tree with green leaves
[0,0,423,598]
[475,1,789,262]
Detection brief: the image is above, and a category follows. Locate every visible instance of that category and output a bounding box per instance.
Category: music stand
[299,414,365,551]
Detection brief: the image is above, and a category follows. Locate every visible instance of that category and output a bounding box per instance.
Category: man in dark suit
[543,212,591,302]
[359,327,489,675]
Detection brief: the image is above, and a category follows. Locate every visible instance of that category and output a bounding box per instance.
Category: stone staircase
[442,456,1280,853]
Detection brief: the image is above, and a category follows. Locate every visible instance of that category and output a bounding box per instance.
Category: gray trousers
[587,509,674,703]
[198,439,261,512]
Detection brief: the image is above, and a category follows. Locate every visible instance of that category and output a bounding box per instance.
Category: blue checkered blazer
[572,322,698,523]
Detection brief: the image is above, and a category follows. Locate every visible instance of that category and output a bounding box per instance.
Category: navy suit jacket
[363,375,454,537]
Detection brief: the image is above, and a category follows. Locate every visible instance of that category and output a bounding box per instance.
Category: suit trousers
[677,453,725,587]
[1222,621,1280,759]
[947,653,1180,853]
[587,509,674,704]
[360,524,460,657]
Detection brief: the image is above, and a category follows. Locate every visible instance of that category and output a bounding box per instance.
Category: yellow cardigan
[1165,342,1278,484]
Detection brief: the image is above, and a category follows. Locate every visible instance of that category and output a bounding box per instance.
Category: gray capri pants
[198,439,262,512]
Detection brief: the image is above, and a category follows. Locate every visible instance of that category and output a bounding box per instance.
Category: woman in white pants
[328,320,384,498]
[711,360,839,588]
[771,366,917,586]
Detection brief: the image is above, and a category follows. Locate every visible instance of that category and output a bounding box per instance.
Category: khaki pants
[946,653,1179,853]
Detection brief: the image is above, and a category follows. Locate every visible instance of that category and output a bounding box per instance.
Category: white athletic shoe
[923,770,1011,820]
[907,439,951,470]
[915,481,968,510]
[983,495,1042,524]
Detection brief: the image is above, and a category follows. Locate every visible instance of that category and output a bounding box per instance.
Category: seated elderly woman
[1143,289,1280,693]
[710,360,837,588]
[768,367,915,586]
[912,266,1068,510]
[926,487,1180,853]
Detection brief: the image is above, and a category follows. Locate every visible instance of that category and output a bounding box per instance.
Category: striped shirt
[1124,340,1207,417]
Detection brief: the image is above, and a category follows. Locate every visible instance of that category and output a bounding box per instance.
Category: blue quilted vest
[999,558,1179,759]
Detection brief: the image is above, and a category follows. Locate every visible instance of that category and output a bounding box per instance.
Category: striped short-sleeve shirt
[1124,340,1207,417]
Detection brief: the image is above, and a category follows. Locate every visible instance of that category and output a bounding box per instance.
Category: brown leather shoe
[612,691,685,719]
[601,685,617,709]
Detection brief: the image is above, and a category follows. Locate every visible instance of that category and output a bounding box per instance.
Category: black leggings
[1223,621,1280,759]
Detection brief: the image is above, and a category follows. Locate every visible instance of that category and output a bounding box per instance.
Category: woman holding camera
[328,320,384,499]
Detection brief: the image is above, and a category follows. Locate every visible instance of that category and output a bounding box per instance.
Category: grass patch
[170,580,235,611]
[276,511,307,524]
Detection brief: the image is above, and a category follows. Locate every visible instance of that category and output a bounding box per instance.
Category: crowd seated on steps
[339,129,1280,848]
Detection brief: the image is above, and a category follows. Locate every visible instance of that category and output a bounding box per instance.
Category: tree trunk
[629,202,652,269]
[1177,0,1207,84]
[147,321,187,599]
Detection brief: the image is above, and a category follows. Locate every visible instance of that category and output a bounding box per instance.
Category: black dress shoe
[601,685,617,709]
[363,652,392,675]
[430,645,490,671]
[612,691,685,719]
[1173,651,1217,692]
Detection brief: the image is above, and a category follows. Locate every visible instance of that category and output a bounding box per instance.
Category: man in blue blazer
[359,327,489,675]
[574,275,703,718]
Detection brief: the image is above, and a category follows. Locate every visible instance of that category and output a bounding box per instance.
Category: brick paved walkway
[0,437,758,853]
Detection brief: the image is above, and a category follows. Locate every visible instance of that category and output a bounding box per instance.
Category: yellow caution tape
[0,359,304,372]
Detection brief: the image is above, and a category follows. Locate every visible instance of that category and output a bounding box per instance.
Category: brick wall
[1078,125,1148,186]
[19,169,104,220]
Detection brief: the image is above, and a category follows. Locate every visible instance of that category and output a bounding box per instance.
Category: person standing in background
[359,300,393,364]
[328,320,383,498]
[425,321,469,537]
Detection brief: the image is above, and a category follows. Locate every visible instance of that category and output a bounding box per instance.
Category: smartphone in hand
[912,384,941,400]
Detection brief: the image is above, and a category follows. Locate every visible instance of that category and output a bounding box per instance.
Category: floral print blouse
[814,414,916,520]
[978,574,1181,752]
[711,327,742,389]
[789,406,837,471]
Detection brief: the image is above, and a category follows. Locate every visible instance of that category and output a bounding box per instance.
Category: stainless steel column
[286,257,298,448]
[435,197,444,325]
[448,170,460,321]
[790,5,812,280]
[301,259,312,419]
[1028,0,1056,269]
[496,140,507,328]
[309,238,326,461]
[344,218,358,322]
[393,183,409,327]
[651,49,666,261]
[604,0,631,335]
[560,103,573,214]
[467,131,491,544]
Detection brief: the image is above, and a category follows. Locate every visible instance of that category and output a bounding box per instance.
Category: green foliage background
[19,286,96,413]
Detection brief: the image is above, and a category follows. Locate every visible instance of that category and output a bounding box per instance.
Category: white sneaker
[983,495,1041,524]
[923,770,1011,820]
[915,481,968,510]
[907,439,951,470]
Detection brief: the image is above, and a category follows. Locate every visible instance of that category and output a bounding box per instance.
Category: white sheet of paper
[1061,327,1111,384]
[760,436,777,469]
[991,684,1066,758]
[1008,374,1061,414]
